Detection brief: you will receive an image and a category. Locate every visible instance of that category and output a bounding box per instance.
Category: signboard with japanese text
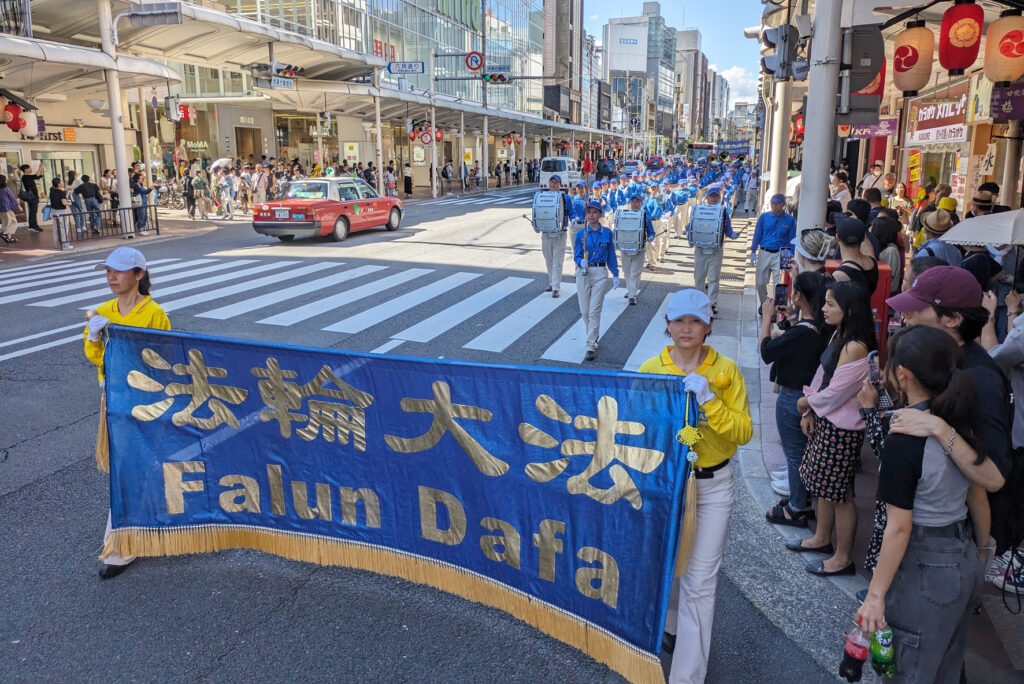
[101,327,695,682]
[344,143,359,164]
[412,146,426,165]
[717,140,750,156]
[906,80,969,145]
[991,84,1024,121]
[848,116,899,139]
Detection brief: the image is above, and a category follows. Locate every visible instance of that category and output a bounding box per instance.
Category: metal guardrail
[52,204,160,250]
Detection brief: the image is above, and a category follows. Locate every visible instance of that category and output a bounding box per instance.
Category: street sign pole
[481,0,488,194]
[430,48,438,199]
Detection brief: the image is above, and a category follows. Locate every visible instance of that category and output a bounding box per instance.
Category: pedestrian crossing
[417,188,536,207]
[0,253,688,368]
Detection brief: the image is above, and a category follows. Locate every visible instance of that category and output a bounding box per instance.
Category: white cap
[96,246,146,272]
[666,289,712,324]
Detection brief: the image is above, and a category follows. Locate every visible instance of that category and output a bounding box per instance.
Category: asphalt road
[0,189,836,682]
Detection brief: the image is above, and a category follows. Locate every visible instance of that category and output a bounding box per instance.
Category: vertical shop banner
[992,84,1024,122]
[906,81,969,144]
[344,143,359,164]
[102,327,695,683]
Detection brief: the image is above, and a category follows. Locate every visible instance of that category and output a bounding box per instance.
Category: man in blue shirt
[571,180,588,223]
[750,193,797,305]
[574,201,620,361]
[536,175,573,298]
[689,186,737,315]
[617,193,656,305]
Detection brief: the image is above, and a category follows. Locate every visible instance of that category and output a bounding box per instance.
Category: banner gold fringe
[102,526,665,684]
[674,472,697,578]
[95,393,109,473]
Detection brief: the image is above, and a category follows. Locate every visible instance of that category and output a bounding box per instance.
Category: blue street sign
[387,61,425,75]
[486,64,511,73]
[271,76,294,89]
[630,116,639,127]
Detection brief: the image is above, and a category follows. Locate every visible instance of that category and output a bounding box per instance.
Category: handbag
[42,205,52,221]
[18,180,32,202]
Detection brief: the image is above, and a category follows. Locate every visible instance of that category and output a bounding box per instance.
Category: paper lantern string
[675,393,702,464]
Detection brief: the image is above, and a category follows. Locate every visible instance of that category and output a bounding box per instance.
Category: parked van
[538,156,581,188]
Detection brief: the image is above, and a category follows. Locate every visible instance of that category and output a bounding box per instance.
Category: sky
[583,0,763,108]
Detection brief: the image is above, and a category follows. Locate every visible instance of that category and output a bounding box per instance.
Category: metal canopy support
[99,0,131,223]
[373,67,384,195]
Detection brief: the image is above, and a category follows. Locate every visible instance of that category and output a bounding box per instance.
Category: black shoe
[662,632,676,654]
[785,539,834,555]
[98,563,130,580]
[552,290,559,298]
[585,349,596,361]
[712,305,719,316]
[806,560,855,577]
[623,292,629,298]
[28,226,43,233]
[629,297,637,305]
[545,286,553,292]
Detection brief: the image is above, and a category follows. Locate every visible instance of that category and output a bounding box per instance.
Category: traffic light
[164,95,181,122]
[482,73,507,83]
[760,25,798,80]
[272,61,303,78]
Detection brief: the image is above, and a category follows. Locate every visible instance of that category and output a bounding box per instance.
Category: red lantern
[893,21,934,95]
[855,58,886,96]
[409,132,417,142]
[4,104,23,131]
[939,0,984,76]
[436,129,443,142]
[984,10,1024,86]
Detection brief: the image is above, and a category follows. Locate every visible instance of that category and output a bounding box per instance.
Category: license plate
[274,208,289,219]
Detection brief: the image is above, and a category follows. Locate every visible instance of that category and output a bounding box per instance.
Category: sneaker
[61,242,75,249]
[28,226,43,232]
[139,231,150,236]
[991,563,1024,595]
[771,468,787,480]
[771,478,790,497]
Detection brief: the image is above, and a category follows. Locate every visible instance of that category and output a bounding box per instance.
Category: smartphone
[779,247,793,271]
[867,350,882,386]
[774,283,789,307]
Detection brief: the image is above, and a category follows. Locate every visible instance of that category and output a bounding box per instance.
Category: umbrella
[940,209,1024,246]
[209,157,233,170]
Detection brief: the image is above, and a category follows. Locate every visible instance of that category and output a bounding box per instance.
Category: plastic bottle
[871,626,896,678]
[839,626,869,682]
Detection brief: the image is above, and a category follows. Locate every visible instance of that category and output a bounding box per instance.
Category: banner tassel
[95,392,110,473]
[673,393,702,578]
[102,525,664,683]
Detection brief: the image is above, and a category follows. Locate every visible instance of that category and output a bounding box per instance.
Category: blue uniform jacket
[750,211,797,252]
[574,225,619,276]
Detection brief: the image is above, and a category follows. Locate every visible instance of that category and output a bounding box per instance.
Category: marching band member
[644,185,666,271]
[689,186,737,316]
[571,180,588,223]
[618,194,655,305]
[573,201,619,361]
[537,175,573,298]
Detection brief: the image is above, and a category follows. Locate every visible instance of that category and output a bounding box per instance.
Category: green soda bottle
[870,626,896,678]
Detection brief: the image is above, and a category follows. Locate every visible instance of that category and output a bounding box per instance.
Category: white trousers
[666,461,734,684]
[541,231,568,291]
[693,247,725,306]
[620,251,645,298]
[103,509,136,566]
[1,210,16,237]
[575,266,611,350]
[656,218,670,260]
[744,188,759,213]
[754,249,782,306]
[674,202,692,238]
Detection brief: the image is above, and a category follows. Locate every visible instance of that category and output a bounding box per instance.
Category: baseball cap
[887,265,982,313]
[585,200,604,212]
[937,196,957,212]
[666,289,713,324]
[575,180,587,187]
[770,193,786,204]
[96,246,146,272]
[836,217,866,245]
[706,186,721,197]
[549,174,562,184]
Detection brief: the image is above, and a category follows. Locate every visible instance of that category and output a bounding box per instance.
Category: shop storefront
[900,79,969,199]
[216,104,276,164]
[275,113,336,169]
[175,103,219,168]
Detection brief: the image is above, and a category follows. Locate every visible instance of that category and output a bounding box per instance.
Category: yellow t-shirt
[637,345,752,468]
[83,296,171,382]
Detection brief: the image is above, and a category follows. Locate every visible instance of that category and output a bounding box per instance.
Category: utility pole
[373,68,385,196]
[98,0,131,224]
[429,48,438,199]
[481,0,489,193]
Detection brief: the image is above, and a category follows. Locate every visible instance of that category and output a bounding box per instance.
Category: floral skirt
[799,416,864,503]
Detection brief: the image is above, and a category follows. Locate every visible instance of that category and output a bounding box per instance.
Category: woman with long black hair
[788,281,876,576]
[856,325,991,682]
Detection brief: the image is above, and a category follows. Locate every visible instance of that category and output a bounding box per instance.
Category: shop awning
[27,0,385,82]
[268,79,618,142]
[0,34,181,97]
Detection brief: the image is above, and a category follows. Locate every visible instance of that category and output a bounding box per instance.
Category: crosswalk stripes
[0,258,197,306]
[0,258,185,296]
[196,265,385,320]
[258,268,433,326]
[160,262,337,313]
[541,286,632,363]
[392,276,532,344]
[0,321,84,349]
[323,272,482,334]
[0,260,100,281]
[622,294,672,371]
[463,283,579,352]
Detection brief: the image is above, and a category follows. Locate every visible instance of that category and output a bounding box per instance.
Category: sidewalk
[398,177,537,203]
[717,212,1023,682]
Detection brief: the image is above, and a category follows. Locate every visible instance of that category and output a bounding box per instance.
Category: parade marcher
[617,194,656,305]
[750,193,797,305]
[689,186,737,316]
[84,247,171,579]
[638,288,752,684]
[536,175,573,298]
[573,201,619,361]
[643,185,666,270]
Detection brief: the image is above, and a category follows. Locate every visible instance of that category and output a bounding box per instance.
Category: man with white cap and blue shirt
[689,185,737,316]
[574,200,619,361]
[537,175,573,298]
[750,193,797,305]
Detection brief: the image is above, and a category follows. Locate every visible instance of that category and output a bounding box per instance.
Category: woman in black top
[856,325,990,683]
[762,271,830,526]
[832,217,879,295]
[49,177,72,249]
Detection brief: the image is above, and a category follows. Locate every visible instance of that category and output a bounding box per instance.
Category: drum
[531,191,566,235]
[688,203,725,249]
[615,209,646,255]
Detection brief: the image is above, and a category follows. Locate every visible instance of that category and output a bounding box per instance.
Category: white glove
[87,315,110,342]
[749,251,757,265]
[613,276,620,290]
[684,373,715,406]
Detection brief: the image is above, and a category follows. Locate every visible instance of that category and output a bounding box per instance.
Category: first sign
[387,61,425,75]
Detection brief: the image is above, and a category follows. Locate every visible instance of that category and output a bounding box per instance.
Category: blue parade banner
[102,326,695,682]
[717,140,751,156]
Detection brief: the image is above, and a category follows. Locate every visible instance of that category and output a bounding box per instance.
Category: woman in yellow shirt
[638,288,752,684]
[83,246,170,579]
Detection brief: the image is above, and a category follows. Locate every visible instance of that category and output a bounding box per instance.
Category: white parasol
[209,157,233,171]
[940,209,1024,246]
